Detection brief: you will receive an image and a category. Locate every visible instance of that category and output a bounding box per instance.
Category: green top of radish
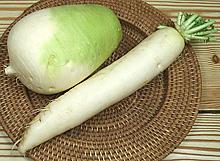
[159,12,218,42]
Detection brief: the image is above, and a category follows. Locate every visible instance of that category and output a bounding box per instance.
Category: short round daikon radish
[5,4,122,94]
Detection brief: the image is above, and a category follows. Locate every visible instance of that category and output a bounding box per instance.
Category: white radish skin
[6,10,56,93]
[18,27,184,153]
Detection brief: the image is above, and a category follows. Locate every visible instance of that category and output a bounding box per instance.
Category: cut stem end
[159,12,218,43]
[174,12,217,42]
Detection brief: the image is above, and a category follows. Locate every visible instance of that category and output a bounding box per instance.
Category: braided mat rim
[0,0,201,160]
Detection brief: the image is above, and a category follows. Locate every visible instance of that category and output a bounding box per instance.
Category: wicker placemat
[0,0,201,160]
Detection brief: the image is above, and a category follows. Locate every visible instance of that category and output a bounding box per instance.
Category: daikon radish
[18,12,217,153]
[5,4,122,94]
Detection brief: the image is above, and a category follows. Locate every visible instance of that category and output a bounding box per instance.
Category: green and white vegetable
[5,4,122,94]
[18,12,217,153]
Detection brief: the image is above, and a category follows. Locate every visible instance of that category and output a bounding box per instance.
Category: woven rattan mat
[0,0,201,160]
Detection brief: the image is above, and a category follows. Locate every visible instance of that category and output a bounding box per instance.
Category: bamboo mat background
[0,0,220,160]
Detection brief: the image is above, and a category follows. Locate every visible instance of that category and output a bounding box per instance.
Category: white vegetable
[18,12,217,153]
[18,27,184,153]
[5,4,122,94]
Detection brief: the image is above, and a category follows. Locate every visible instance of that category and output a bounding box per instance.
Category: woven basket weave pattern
[0,0,201,160]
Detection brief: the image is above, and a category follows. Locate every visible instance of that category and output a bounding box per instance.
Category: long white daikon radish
[18,12,217,153]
